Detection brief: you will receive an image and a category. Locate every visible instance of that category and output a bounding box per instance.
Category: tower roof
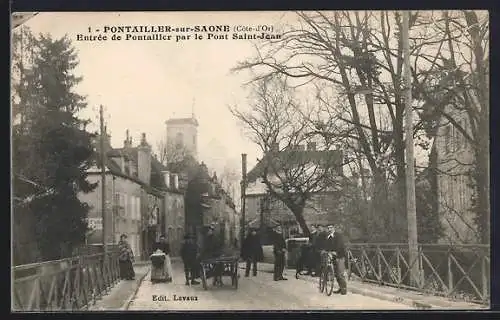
[165,117,199,126]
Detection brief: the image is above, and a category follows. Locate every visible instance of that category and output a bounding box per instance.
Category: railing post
[347,247,352,281]
[377,246,382,282]
[447,249,453,297]
[418,245,424,289]
[396,246,401,286]
[481,254,488,302]
[361,247,366,279]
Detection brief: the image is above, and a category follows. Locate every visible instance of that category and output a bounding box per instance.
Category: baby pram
[150,249,169,283]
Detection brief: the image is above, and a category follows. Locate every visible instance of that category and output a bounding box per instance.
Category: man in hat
[306,224,319,276]
[201,224,223,286]
[181,233,200,285]
[241,227,264,277]
[272,225,287,281]
[323,224,347,295]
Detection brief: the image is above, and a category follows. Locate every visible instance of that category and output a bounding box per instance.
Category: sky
[19,11,298,180]
[15,10,453,187]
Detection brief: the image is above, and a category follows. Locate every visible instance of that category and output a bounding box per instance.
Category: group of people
[117,222,346,295]
[306,224,347,295]
[239,225,289,282]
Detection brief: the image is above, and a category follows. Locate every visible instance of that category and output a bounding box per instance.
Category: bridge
[12,243,489,311]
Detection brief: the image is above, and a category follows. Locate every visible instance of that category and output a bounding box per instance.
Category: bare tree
[230,75,346,236]
[412,10,489,243]
[155,138,193,166]
[232,10,483,242]
[218,164,240,200]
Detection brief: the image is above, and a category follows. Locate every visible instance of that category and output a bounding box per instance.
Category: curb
[120,268,150,310]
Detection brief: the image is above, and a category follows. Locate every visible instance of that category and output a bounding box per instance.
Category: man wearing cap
[306,225,319,276]
[312,225,327,276]
[181,233,200,285]
[201,224,223,286]
[241,227,264,277]
[272,225,287,281]
[323,224,347,295]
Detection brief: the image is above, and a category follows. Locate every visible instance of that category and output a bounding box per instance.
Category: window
[130,197,135,220]
[118,193,125,217]
[449,178,455,208]
[136,197,141,220]
[175,132,184,148]
[444,125,451,154]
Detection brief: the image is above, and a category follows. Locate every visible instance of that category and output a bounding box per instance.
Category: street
[127,261,412,310]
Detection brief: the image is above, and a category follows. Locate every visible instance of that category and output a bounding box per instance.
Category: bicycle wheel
[318,270,325,293]
[325,266,336,296]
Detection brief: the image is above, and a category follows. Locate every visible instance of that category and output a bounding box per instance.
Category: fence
[346,243,490,305]
[12,249,120,311]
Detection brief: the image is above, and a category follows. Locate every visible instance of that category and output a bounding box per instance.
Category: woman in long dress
[118,234,135,280]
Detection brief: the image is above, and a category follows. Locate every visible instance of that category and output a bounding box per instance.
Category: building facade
[80,130,188,259]
[434,107,478,244]
[165,117,199,161]
[244,143,344,239]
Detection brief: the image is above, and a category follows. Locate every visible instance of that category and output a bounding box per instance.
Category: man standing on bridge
[272,225,287,281]
[323,224,347,295]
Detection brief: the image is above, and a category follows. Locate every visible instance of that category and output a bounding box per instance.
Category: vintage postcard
[11,11,490,311]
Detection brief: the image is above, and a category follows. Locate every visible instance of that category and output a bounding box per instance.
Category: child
[180,233,200,285]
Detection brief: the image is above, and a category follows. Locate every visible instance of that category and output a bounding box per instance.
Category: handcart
[200,255,239,290]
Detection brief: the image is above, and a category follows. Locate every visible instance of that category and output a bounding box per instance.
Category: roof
[165,117,199,126]
[246,149,343,183]
[92,148,182,195]
[247,218,281,229]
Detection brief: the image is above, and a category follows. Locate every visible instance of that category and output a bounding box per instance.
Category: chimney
[123,129,132,148]
[137,132,152,184]
[270,143,279,152]
[173,173,179,189]
[307,142,317,151]
[140,133,148,146]
[161,171,170,188]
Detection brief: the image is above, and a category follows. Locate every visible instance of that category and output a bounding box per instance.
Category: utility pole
[99,105,108,255]
[240,154,247,247]
[403,11,419,286]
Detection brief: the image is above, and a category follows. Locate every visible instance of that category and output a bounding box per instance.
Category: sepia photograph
[11,10,490,311]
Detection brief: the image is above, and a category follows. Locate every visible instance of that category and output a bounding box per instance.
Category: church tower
[165,113,199,163]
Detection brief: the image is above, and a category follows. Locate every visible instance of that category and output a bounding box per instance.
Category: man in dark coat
[201,225,223,286]
[312,225,327,276]
[272,225,287,281]
[180,233,200,285]
[323,224,347,295]
[306,225,319,275]
[201,225,222,259]
[241,228,264,277]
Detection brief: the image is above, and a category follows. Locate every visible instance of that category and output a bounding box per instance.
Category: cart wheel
[201,265,208,290]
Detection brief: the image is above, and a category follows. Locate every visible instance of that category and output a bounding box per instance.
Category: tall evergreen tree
[12,29,97,261]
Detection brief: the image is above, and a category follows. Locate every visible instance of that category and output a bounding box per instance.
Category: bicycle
[318,251,338,296]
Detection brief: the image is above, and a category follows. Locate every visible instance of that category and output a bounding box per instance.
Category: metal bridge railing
[12,249,120,311]
[346,243,490,305]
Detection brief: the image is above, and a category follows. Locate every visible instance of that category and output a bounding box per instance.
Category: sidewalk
[88,262,150,311]
[240,262,487,310]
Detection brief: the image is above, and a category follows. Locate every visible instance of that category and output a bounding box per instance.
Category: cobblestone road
[127,261,412,311]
